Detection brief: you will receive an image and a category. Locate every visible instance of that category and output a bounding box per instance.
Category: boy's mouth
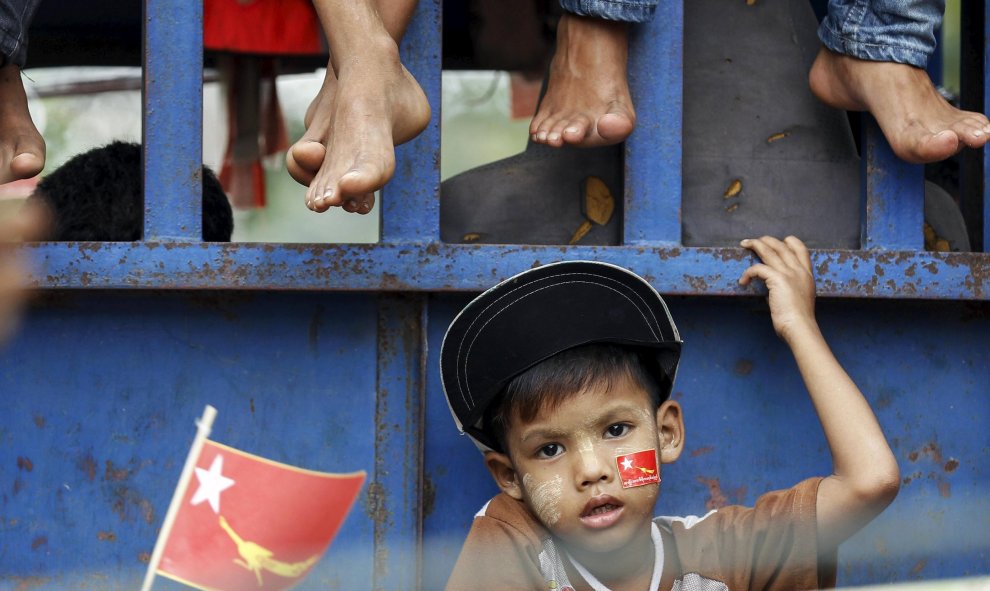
[579,495,624,529]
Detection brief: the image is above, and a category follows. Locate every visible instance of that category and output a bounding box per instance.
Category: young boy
[440,236,899,590]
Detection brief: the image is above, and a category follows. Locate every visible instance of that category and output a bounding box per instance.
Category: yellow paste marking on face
[523,473,563,526]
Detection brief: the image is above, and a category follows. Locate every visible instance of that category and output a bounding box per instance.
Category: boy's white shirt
[567,521,664,591]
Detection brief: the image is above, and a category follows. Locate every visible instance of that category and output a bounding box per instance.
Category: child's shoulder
[473,492,549,543]
[655,478,830,591]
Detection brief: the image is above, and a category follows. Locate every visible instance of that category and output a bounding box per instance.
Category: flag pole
[140,405,217,591]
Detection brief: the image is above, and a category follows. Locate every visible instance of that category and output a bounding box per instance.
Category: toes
[560,115,592,146]
[951,115,990,149]
[286,141,326,187]
[596,104,635,144]
[343,194,376,215]
[338,152,395,197]
[532,114,561,145]
[904,129,959,164]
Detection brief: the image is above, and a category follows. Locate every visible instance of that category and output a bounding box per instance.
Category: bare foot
[809,47,990,164]
[0,64,44,184]
[530,14,635,148]
[288,38,430,215]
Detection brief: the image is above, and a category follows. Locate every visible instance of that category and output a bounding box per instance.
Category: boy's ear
[656,400,685,464]
[485,451,525,500]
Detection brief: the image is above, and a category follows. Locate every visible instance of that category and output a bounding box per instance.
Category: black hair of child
[484,343,667,455]
[33,141,233,242]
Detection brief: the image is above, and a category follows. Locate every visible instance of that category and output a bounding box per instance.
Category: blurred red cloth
[204,0,322,56]
[205,0,325,208]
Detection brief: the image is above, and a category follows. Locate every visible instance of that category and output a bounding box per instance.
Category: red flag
[156,439,365,591]
[615,449,660,489]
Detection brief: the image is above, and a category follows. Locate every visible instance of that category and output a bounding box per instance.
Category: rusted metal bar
[142,0,203,241]
[625,0,683,246]
[21,242,990,300]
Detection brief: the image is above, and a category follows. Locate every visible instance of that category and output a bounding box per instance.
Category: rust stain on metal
[766,131,788,143]
[97,531,117,542]
[78,454,97,481]
[30,536,46,550]
[937,481,951,498]
[16,456,32,472]
[697,476,728,510]
[365,481,391,579]
[32,415,44,428]
[686,276,709,291]
[734,359,753,376]
[691,446,714,458]
[105,460,129,482]
[910,558,927,576]
[138,551,151,564]
[6,576,50,591]
[944,458,959,472]
[422,474,436,519]
[725,203,740,213]
[12,478,24,495]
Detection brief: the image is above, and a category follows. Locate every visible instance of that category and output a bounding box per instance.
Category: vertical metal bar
[142,0,203,241]
[372,295,424,589]
[860,116,925,250]
[624,0,683,246]
[381,0,441,244]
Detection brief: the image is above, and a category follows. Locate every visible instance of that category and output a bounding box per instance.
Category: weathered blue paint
[4,0,990,589]
[382,0,442,244]
[625,2,683,246]
[142,0,203,241]
[371,295,425,590]
[0,293,380,589]
[22,242,990,299]
[862,116,925,250]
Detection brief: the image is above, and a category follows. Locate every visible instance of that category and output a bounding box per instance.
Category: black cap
[440,261,681,451]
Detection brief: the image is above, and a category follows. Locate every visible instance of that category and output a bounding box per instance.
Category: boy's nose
[575,447,612,488]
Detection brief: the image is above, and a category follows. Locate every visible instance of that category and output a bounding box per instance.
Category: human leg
[809,0,990,163]
[0,0,44,183]
[529,0,654,148]
[285,0,430,214]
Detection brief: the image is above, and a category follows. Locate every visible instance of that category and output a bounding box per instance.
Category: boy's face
[486,373,684,557]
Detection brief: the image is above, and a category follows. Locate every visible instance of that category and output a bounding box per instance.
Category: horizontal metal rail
[19,0,990,301]
[23,242,990,299]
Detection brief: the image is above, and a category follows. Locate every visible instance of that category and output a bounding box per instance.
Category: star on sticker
[191,455,235,514]
[620,457,634,471]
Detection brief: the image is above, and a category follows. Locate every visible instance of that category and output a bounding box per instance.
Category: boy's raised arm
[739,236,900,553]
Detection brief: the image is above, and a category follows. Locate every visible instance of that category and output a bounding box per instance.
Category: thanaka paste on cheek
[523,473,563,526]
[615,449,660,488]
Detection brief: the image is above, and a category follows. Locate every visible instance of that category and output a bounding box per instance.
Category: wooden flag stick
[140,405,218,591]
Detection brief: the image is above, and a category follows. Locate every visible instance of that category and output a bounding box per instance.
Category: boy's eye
[605,423,631,438]
[537,443,563,458]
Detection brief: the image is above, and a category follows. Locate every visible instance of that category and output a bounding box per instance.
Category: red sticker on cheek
[616,449,660,488]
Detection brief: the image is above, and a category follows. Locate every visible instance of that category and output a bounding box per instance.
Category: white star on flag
[621,457,634,471]
[191,454,235,513]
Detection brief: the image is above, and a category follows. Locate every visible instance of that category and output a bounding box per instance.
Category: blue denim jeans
[0,0,40,67]
[559,0,656,23]
[818,0,943,68]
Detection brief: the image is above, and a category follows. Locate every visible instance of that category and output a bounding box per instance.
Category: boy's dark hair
[32,141,234,242]
[484,343,667,455]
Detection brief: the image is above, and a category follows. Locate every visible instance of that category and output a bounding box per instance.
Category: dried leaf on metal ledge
[582,176,615,225]
[569,221,594,245]
[723,179,742,198]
